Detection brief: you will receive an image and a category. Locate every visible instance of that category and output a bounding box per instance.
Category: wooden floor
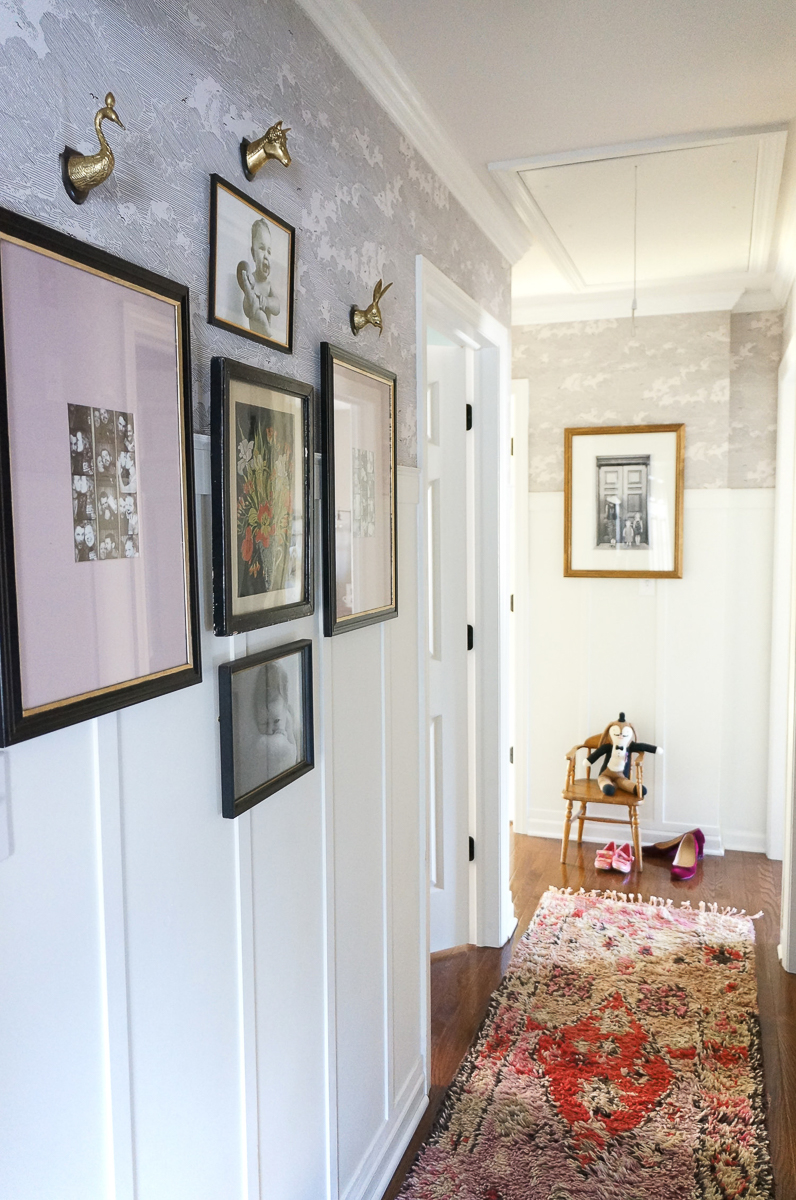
[382,833,796,1199]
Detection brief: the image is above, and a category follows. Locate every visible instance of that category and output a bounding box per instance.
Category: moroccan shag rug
[401,887,774,1200]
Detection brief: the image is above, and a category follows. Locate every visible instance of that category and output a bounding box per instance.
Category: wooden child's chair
[561,732,645,868]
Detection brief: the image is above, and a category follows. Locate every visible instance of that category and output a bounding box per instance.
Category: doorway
[416,255,515,970]
[426,328,473,953]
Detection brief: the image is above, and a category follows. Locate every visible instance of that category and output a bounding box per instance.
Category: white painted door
[427,334,471,953]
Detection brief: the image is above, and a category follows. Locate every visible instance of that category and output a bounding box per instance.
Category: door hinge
[467,624,474,651]
[510,593,514,612]
[469,836,475,862]
[466,403,473,431]
[509,746,514,764]
[510,437,514,455]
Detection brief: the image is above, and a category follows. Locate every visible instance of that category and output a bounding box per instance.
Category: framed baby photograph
[211,358,314,635]
[564,423,685,578]
[320,343,397,636]
[209,174,295,354]
[218,639,314,818]
[0,206,201,745]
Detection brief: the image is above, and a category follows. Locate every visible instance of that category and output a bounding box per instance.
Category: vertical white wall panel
[388,474,423,1105]
[331,622,389,1193]
[0,726,110,1200]
[118,657,243,1200]
[521,489,774,854]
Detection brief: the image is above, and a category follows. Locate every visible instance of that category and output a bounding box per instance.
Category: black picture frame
[320,343,397,636]
[211,357,314,635]
[218,639,314,818]
[0,206,201,745]
[208,174,295,355]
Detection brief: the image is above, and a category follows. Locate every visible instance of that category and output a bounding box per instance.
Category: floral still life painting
[236,403,295,596]
[211,358,314,636]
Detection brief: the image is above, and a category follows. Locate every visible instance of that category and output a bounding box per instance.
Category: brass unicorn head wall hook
[350,279,393,336]
[61,92,125,205]
[241,120,291,180]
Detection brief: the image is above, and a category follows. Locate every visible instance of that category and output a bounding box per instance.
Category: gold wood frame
[564,423,685,579]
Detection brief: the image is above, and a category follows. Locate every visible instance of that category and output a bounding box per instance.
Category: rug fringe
[544,884,763,920]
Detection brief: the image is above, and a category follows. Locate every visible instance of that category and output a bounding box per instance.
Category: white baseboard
[343,1058,427,1200]
[518,815,724,857]
[721,829,768,854]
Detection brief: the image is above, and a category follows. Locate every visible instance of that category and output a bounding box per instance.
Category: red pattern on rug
[399,888,774,1200]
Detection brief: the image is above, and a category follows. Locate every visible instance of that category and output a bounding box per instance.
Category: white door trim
[416,256,515,984]
[772,321,796,971]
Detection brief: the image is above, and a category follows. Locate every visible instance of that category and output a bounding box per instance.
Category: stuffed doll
[585,712,663,796]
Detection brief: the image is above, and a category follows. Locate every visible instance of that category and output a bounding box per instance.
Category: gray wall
[0,0,510,465]
[513,310,782,490]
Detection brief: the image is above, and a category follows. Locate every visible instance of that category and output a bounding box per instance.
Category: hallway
[384,834,795,1198]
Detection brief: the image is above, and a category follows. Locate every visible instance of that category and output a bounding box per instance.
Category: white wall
[0,454,425,1200]
[517,488,774,855]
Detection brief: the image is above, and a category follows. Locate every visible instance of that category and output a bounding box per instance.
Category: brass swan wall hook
[61,93,125,205]
[350,279,393,336]
[241,120,291,180]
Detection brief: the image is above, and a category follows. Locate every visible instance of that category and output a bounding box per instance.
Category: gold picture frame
[564,423,685,579]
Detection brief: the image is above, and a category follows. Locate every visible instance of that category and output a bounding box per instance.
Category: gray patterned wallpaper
[513,311,782,491]
[0,0,511,466]
[729,311,782,488]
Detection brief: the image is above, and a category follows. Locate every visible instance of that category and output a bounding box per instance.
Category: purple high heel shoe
[645,828,704,860]
[670,832,699,881]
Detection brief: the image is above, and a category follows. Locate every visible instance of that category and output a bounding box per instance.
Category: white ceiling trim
[294,0,529,265]
[489,124,789,174]
[749,131,788,274]
[492,171,586,291]
[512,272,783,326]
[494,126,790,324]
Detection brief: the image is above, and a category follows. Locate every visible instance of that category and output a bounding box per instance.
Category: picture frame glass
[331,359,395,620]
[0,233,195,718]
[230,646,308,804]
[569,428,680,574]
[228,376,306,619]
[211,178,293,352]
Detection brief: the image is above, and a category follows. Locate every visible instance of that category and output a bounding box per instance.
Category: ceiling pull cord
[631,163,638,335]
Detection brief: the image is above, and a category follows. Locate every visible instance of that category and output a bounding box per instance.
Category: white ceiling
[336,0,796,319]
[523,143,760,286]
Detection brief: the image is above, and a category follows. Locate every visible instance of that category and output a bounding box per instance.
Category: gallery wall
[512,309,783,858]
[0,2,511,1199]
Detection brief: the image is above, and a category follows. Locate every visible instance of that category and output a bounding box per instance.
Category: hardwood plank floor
[382,833,796,1199]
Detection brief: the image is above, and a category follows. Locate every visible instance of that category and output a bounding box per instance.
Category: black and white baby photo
[232,654,303,799]
[213,182,292,349]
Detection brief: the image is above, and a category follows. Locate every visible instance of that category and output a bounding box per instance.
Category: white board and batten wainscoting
[512,376,776,862]
[0,267,512,1200]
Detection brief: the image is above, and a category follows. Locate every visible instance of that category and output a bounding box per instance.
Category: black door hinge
[509,746,514,764]
[467,624,474,651]
[510,593,514,612]
[466,403,473,431]
[469,836,475,862]
[510,437,514,455]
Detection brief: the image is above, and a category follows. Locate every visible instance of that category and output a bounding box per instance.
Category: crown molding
[749,130,788,274]
[489,124,790,174]
[492,170,585,291]
[294,0,529,265]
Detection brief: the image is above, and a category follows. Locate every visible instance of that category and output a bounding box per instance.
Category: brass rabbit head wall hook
[241,120,291,180]
[61,92,125,205]
[350,279,393,336]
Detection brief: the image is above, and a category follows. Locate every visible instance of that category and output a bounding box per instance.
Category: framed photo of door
[211,357,314,635]
[0,206,201,744]
[564,423,685,578]
[320,343,397,635]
